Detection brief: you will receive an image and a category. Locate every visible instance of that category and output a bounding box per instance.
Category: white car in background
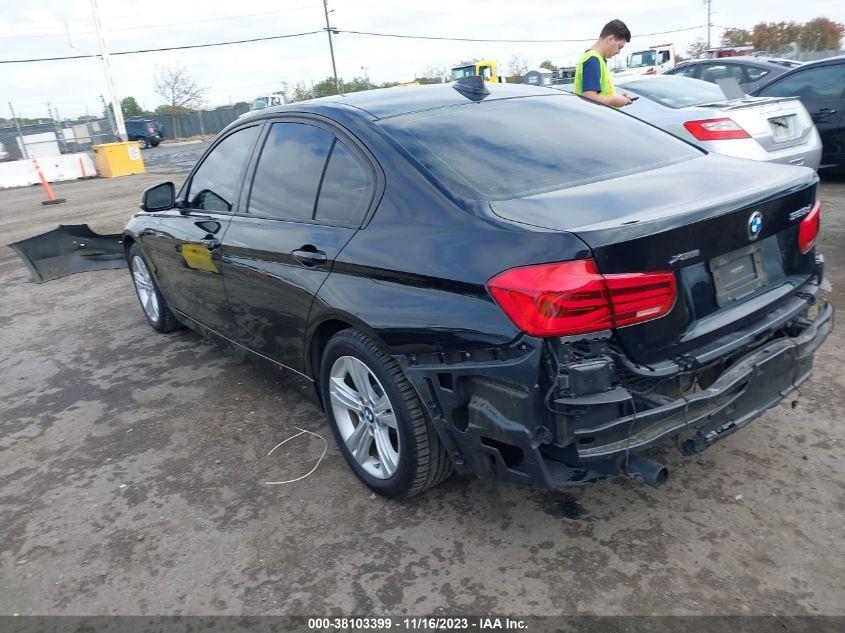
[615,75,822,169]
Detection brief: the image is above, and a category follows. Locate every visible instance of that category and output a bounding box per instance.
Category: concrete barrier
[0,153,97,189]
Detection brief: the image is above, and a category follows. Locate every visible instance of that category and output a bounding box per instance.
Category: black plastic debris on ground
[9,224,126,283]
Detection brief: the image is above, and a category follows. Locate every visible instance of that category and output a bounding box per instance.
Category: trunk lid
[696,96,814,152]
[489,154,818,364]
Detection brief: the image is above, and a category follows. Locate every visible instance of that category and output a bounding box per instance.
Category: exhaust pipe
[626,454,669,489]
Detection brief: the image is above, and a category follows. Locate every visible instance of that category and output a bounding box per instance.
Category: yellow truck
[450,59,504,83]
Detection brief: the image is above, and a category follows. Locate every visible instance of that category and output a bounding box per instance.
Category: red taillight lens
[487,260,677,337]
[798,201,821,254]
[683,117,750,140]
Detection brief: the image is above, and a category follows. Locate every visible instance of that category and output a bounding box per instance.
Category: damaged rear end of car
[391,153,832,490]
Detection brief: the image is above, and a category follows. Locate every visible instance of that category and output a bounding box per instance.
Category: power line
[332,24,709,43]
[0,5,320,39]
[0,30,324,64]
[0,22,721,65]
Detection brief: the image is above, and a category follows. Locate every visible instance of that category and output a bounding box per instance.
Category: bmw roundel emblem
[747,211,763,240]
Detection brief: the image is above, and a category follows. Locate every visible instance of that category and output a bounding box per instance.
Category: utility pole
[9,102,29,159]
[322,0,342,95]
[704,0,713,49]
[90,0,127,141]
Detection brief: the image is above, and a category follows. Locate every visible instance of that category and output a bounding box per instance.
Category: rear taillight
[798,201,821,254]
[487,259,676,337]
[644,69,656,75]
[683,117,750,140]
[147,126,154,132]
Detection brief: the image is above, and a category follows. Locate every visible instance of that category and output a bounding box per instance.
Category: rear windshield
[378,94,702,200]
[620,77,726,108]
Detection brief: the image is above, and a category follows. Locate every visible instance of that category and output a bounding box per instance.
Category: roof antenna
[453,75,490,102]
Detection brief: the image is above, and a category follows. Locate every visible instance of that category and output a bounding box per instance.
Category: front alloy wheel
[131,255,160,324]
[127,242,179,333]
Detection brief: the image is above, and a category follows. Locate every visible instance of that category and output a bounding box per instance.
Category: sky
[1,0,843,119]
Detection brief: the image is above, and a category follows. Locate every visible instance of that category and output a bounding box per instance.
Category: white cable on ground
[265,427,329,486]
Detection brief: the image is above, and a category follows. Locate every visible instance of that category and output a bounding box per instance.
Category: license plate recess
[709,243,768,307]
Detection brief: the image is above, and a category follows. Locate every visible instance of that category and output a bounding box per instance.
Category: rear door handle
[292,248,328,266]
[200,237,221,250]
[813,108,837,117]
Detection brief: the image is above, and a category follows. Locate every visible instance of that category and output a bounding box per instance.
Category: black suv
[124,82,832,498]
[125,119,163,148]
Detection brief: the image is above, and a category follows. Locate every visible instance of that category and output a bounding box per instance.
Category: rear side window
[315,140,372,224]
[379,94,702,200]
[621,77,726,108]
[187,125,260,212]
[248,122,333,221]
[699,63,744,83]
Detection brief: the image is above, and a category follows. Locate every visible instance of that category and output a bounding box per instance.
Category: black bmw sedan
[124,80,832,498]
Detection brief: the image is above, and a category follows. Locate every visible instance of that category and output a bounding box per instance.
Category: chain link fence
[0,105,250,161]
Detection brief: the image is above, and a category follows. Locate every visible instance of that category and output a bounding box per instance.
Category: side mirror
[140,182,175,212]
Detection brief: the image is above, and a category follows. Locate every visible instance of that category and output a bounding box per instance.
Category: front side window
[248,122,333,221]
[380,94,702,200]
[757,65,845,100]
[187,125,260,212]
[744,67,771,82]
[628,51,656,68]
[672,65,698,78]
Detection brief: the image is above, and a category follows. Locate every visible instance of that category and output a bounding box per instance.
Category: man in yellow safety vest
[574,19,635,107]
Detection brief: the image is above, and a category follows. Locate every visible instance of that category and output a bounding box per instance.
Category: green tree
[290,82,314,102]
[721,28,752,47]
[799,17,844,51]
[153,104,192,115]
[312,77,340,98]
[342,76,373,93]
[120,96,144,117]
[539,59,558,71]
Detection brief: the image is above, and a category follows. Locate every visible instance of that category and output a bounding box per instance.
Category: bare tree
[153,63,207,138]
[507,55,529,78]
[686,37,709,59]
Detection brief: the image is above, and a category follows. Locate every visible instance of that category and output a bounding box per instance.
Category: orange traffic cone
[31,154,66,205]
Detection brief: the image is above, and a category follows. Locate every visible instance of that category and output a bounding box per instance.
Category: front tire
[320,329,453,498]
[128,243,179,333]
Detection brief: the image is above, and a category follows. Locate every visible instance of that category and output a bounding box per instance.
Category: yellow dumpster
[92,141,145,177]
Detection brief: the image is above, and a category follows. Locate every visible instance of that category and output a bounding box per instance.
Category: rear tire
[138,137,148,149]
[320,329,453,498]
[128,243,179,333]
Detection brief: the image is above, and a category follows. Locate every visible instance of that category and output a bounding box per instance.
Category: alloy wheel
[329,355,400,479]
[131,255,160,324]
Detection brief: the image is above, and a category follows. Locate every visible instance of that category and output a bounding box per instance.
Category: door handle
[200,237,221,250]
[292,248,328,266]
[813,108,837,117]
